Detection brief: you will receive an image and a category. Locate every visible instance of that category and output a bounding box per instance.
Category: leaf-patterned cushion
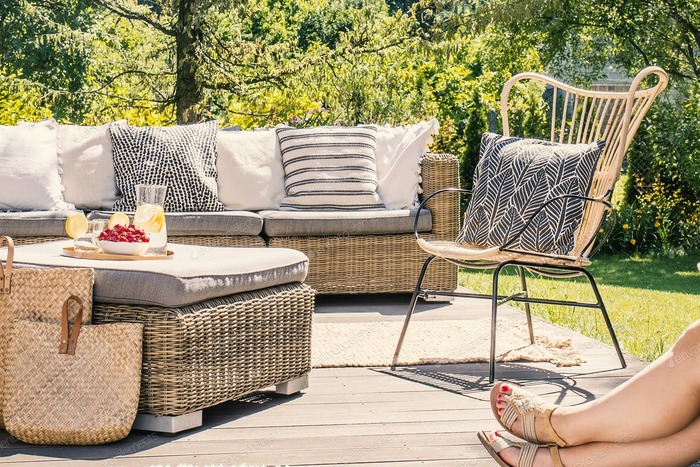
[457,133,604,255]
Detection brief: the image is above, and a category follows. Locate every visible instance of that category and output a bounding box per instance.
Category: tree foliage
[477,0,700,83]
[2,0,697,253]
[0,0,96,121]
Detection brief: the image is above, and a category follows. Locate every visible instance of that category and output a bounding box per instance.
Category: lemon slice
[108,212,130,229]
[65,212,89,239]
[134,203,165,233]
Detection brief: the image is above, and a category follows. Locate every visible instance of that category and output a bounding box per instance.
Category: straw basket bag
[4,295,143,444]
[0,236,94,428]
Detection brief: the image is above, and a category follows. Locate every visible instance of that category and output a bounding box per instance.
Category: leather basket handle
[0,236,14,294]
[59,295,84,355]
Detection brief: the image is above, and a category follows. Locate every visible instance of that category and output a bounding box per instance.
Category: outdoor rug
[312,317,584,368]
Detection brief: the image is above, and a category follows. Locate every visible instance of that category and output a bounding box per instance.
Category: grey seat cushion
[3,240,308,307]
[90,210,263,236]
[0,210,76,237]
[260,209,432,237]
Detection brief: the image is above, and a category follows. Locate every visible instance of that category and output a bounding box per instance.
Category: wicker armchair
[393,67,669,382]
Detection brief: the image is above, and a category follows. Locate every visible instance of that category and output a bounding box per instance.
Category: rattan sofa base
[269,233,456,294]
[92,282,314,418]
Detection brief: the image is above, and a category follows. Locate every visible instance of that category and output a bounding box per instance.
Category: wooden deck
[0,292,646,466]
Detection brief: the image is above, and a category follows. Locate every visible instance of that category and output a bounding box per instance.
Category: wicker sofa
[0,122,460,295]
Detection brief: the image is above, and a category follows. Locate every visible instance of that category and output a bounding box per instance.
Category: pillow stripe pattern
[457,132,604,255]
[110,121,225,212]
[276,126,385,211]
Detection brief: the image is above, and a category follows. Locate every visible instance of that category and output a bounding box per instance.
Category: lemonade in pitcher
[134,185,168,256]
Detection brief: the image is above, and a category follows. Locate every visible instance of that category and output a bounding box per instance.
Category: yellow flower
[622,224,629,230]
[630,239,637,245]
[654,221,660,228]
[598,228,604,233]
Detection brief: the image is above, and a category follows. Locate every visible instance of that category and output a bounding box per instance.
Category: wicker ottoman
[6,241,314,433]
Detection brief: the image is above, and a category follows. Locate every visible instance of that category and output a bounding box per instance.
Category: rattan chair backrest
[500,67,668,258]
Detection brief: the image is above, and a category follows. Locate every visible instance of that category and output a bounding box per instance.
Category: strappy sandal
[477,430,565,467]
[490,381,568,447]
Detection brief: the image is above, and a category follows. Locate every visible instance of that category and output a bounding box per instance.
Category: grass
[458,252,700,362]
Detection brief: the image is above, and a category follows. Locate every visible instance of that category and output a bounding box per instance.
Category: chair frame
[392,67,669,383]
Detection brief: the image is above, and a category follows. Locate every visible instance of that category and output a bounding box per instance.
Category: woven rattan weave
[0,237,94,428]
[92,282,314,416]
[4,311,142,445]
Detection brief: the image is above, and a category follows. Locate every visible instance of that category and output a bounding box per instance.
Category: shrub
[602,83,700,256]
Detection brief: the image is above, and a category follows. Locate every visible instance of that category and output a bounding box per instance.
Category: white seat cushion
[260,209,432,237]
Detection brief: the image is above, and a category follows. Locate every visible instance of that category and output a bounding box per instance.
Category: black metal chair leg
[489,262,509,383]
[517,266,535,344]
[392,256,436,368]
[580,268,627,369]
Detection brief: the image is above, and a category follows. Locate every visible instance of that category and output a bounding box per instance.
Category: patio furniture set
[0,119,458,435]
[0,67,667,442]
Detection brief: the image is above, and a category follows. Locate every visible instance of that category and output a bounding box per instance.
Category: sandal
[490,381,568,447]
[477,430,565,467]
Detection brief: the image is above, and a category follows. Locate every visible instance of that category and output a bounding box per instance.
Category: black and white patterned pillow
[276,126,385,211]
[110,121,225,212]
[457,133,604,255]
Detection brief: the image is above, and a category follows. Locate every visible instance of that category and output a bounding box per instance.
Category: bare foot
[494,382,569,445]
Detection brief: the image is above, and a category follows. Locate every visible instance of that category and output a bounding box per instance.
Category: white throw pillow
[19,120,123,210]
[57,122,124,210]
[217,129,286,210]
[0,122,72,211]
[373,119,439,209]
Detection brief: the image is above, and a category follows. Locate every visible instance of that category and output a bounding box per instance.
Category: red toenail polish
[502,384,509,391]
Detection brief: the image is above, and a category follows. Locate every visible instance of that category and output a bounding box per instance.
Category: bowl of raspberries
[98,224,150,255]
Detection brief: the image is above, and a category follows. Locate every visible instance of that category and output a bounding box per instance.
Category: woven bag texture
[4,319,143,444]
[0,267,94,427]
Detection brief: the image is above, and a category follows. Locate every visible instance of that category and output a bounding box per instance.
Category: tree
[0,0,95,121]
[91,0,210,123]
[477,0,700,83]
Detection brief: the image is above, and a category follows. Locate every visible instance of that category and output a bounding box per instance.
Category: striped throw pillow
[276,126,385,211]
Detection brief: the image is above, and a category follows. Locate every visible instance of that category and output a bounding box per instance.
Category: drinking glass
[74,219,106,252]
[134,184,168,256]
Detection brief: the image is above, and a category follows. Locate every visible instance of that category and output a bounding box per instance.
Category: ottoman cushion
[2,241,308,307]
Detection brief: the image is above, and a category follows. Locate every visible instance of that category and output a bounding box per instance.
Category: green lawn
[458,253,700,362]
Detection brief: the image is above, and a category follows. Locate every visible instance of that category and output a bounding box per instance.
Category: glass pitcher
[134,184,168,256]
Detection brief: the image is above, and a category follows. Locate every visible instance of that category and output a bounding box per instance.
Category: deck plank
[0,293,646,465]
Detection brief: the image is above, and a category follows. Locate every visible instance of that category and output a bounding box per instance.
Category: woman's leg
[491,413,700,467]
[496,320,700,445]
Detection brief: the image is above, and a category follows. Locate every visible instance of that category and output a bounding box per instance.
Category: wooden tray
[62,247,174,261]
